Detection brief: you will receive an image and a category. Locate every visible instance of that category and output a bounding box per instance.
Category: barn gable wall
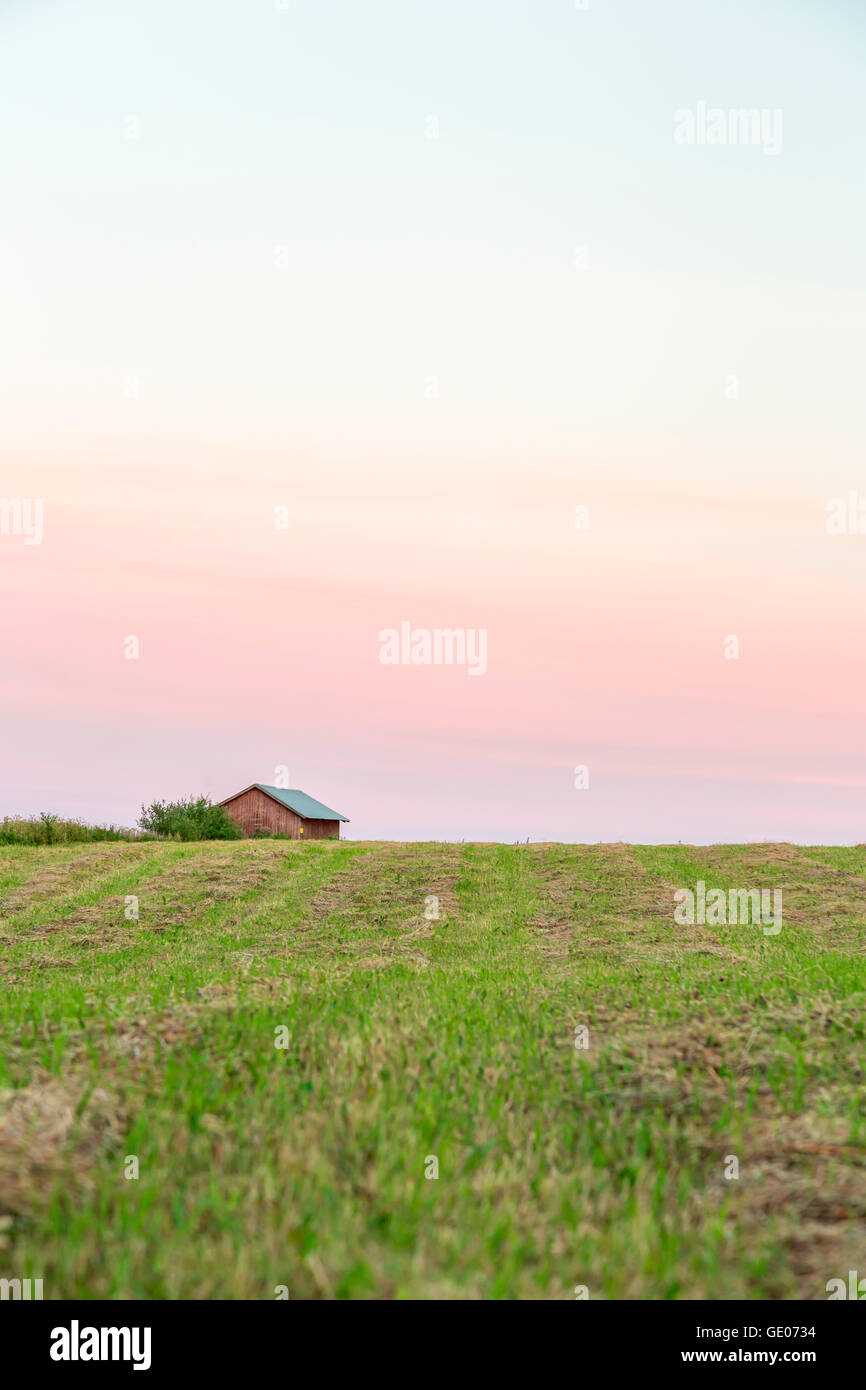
[222,788,340,839]
[223,787,301,837]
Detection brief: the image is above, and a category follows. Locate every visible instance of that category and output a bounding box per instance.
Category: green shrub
[137,796,243,841]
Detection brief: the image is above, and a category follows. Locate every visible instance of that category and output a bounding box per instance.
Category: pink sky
[3,448,865,842]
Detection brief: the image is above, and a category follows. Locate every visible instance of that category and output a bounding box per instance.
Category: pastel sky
[2,0,865,842]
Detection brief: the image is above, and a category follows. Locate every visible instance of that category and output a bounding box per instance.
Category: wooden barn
[219,784,349,840]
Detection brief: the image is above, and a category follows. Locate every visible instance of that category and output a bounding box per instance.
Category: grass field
[1,838,864,1300]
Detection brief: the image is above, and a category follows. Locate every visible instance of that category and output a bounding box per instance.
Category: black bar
[4,1298,860,1375]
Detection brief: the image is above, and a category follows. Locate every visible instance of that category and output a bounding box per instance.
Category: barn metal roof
[254,785,350,822]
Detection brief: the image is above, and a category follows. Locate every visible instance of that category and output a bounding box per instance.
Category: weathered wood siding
[299,818,341,840]
[222,788,340,840]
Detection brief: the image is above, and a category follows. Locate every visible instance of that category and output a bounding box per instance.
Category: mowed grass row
[0,839,865,1298]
